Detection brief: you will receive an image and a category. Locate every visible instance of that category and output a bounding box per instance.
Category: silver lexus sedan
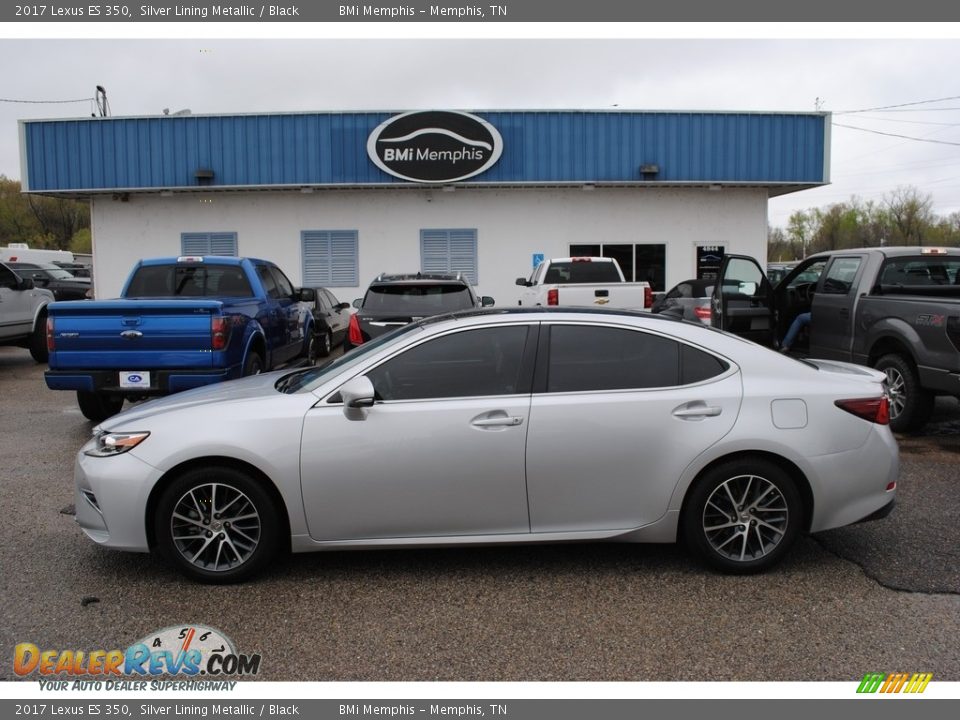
[74,308,898,583]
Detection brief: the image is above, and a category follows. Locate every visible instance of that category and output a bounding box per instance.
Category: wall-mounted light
[639,164,659,179]
[194,168,214,185]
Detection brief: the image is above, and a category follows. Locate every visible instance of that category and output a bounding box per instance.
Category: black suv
[7,262,92,301]
[345,273,494,350]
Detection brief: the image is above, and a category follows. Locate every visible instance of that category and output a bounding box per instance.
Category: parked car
[516,256,652,309]
[53,261,93,279]
[713,246,960,431]
[651,278,713,324]
[766,263,796,285]
[0,261,54,362]
[6,262,92,301]
[345,272,494,350]
[45,256,316,423]
[307,287,352,360]
[73,307,897,583]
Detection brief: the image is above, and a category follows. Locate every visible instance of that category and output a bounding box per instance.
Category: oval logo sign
[367,111,503,183]
[128,374,142,383]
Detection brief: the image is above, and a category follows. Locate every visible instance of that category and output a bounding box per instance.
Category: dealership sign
[367,111,503,183]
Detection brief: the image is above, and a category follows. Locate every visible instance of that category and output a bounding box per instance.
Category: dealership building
[19,109,829,302]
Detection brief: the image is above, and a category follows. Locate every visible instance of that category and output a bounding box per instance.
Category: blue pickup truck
[45,256,315,422]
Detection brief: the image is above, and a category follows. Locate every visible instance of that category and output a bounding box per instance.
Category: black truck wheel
[874,353,934,433]
[77,391,125,423]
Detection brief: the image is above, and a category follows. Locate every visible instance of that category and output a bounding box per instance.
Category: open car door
[710,255,775,347]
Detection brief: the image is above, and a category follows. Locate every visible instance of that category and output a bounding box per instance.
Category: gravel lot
[1,345,958,681]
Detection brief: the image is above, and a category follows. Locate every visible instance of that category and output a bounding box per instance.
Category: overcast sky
[3,37,960,229]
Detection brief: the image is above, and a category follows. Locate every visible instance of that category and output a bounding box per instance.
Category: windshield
[276,322,423,394]
[362,284,475,313]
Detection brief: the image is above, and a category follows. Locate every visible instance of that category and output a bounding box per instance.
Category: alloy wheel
[883,367,906,421]
[702,474,789,563]
[169,483,261,573]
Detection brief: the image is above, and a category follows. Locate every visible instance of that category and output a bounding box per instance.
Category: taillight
[211,316,231,351]
[835,397,890,425]
[547,288,559,306]
[348,313,364,345]
[644,286,652,309]
[694,305,712,322]
[46,316,55,352]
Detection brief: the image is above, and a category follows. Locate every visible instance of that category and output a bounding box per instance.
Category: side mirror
[17,277,35,291]
[480,296,495,307]
[515,278,530,287]
[352,298,362,309]
[336,302,351,311]
[340,375,375,420]
[298,288,316,302]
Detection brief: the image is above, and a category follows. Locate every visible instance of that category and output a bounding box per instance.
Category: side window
[787,259,827,289]
[0,264,18,289]
[366,326,529,401]
[681,344,730,384]
[269,266,295,298]
[821,257,862,295]
[547,325,680,392]
[256,265,280,299]
[721,258,765,298]
[325,290,342,308]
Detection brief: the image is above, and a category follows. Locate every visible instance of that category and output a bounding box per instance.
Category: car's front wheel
[155,466,280,584]
[682,458,802,574]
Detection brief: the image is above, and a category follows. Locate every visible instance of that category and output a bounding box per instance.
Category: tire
[77,391,124,423]
[154,466,280,584]
[29,313,48,364]
[874,353,934,433]
[682,458,802,574]
[308,329,332,363]
[242,351,264,376]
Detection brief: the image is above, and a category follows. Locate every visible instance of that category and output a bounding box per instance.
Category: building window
[421,229,478,284]
[302,231,359,288]
[181,232,238,256]
[569,243,666,291]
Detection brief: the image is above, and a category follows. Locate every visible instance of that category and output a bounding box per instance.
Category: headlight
[84,431,150,457]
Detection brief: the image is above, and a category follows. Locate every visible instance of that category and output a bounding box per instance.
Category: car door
[0,264,33,340]
[299,323,537,541]
[269,265,306,362]
[808,255,866,360]
[322,289,350,339]
[710,255,775,346]
[525,322,741,532]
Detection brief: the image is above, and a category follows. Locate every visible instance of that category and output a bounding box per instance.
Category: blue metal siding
[21,111,827,192]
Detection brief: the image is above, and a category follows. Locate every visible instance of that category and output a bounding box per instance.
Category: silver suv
[0,261,55,363]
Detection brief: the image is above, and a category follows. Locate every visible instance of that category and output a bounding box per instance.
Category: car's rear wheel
[155,466,280,584]
[242,351,264,376]
[77,391,124,423]
[309,329,332,362]
[29,312,48,363]
[682,458,801,574]
[874,353,933,433]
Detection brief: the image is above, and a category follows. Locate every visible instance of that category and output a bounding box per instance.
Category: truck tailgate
[48,300,221,369]
[555,283,650,309]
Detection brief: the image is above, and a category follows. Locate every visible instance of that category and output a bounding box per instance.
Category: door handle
[471,415,524,427]
[672,403,722,419]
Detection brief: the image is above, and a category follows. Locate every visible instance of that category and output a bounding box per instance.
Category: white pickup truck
[516,257,652,310]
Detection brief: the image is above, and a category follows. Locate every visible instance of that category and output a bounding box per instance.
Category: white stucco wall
[90,186,769,303]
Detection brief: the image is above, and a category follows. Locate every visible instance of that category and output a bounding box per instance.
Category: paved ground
[1,346,958,681]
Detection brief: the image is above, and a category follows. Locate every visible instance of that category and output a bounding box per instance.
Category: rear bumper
[45,367,238,396]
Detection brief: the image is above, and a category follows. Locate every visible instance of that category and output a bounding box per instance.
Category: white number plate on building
[119,371,151,389]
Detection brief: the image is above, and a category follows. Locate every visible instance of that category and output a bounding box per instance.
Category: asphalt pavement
[1,346,958,681]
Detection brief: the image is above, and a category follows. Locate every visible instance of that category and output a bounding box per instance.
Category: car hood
[803,358,887,385]
[99,370,293,430]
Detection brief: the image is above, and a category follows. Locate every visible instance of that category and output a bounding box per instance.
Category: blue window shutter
[302,230,358,287]
[180,232,237,256]
[420,229,478,284]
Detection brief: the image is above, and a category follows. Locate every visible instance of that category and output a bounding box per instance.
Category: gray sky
[3,38,960,229]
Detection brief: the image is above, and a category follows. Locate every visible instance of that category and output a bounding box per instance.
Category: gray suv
[0,261,55,363]
[345,272,494,351]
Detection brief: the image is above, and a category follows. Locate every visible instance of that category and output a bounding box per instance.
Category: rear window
[878,257,960,287]
[543,261,621,284]
[125,264,253,298]
[362,284,475,313]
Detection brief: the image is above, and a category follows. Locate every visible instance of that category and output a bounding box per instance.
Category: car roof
[417,306,690,328]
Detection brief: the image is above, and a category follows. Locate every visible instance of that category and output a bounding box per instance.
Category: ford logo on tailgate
[367,110,503,183]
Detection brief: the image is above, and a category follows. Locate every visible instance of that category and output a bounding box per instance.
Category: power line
[832,122,960,146]
[853,114,960,127]
[0,96,93,104]
[835,95,960,115]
